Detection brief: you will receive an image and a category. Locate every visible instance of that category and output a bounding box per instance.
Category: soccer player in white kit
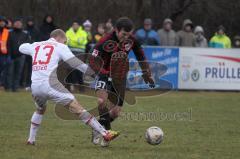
[19,29,119,145]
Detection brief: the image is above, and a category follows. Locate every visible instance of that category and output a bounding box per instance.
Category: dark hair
[218,25,225,32]
[43,14,54,24]
[115,17,134,32]
[98,23,106,29]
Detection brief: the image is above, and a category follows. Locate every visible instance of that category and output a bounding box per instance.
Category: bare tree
[0,0,239,38]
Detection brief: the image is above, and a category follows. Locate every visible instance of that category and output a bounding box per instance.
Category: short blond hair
[50,29,66,39]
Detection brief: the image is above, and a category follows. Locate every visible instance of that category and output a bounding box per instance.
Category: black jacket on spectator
[7,29,30,59]
[26,19,40,42]
[39,15,56,41]
[27,26,40,42]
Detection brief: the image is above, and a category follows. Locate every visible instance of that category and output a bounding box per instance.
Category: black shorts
[95,74,126,106]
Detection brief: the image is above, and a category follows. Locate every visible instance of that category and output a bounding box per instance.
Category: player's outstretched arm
[19,43,34,55]
[60,45,95,77]
[142,70,155,88]
[132,41,155,88]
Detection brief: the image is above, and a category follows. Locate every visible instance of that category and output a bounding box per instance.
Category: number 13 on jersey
[33,45,54,65]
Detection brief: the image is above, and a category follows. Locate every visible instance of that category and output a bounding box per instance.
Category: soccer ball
[145,126,164,145]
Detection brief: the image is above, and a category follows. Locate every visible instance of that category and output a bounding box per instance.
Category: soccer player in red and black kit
[90,17,155,147]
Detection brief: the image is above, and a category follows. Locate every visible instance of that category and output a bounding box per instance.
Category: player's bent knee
[110,107,121,119]
[97,98,106,107]
[36,106,46,114]
[111,111,120,119]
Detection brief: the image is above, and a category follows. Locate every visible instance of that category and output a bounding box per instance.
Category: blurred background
[1,0,240,38]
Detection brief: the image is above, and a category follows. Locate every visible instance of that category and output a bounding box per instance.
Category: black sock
[98,107,111,130]
[110,117,115,123]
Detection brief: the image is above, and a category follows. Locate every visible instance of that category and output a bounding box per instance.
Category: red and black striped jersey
[90,31,150,75]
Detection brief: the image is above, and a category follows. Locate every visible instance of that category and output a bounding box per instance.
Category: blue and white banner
[127,47,179,90]
[178,48,240,90]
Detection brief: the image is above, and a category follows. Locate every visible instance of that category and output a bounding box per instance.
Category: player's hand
[147,77,155,88]
[142,72,155,88]
[149,79,155,88]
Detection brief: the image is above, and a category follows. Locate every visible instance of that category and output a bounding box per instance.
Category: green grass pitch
[0,91,239,159]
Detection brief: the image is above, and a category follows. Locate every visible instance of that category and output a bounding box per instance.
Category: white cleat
[26,140,35,146]
[100,138,110,147]
[92,129,101,145]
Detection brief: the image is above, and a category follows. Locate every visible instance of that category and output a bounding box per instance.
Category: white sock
[28,112,43,142]
[79,110,107,136]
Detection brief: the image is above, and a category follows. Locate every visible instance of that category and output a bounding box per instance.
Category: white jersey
[19,38,87,84]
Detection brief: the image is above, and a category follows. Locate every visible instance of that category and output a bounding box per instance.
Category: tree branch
[170,0,195,20]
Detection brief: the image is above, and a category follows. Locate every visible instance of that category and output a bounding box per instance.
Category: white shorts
[31,81,74,109]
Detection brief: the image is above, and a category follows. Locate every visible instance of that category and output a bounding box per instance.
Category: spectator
[135,18,160,46]
[39,15,56,41]
[105,19,113,34]
[0,16,10,87]
[193,26,208,47]
[5,18,30,92]
[83,20,93,42]
[83,20,94,53]
[94,23,106,43]
[177,19,195,47]
[209,25,231,48]
[66,21,88,89]
[66,21,88,53]
[26,16,40,42]
[233,35,240,48]
[157,18,178,46]
[22,17,40,89]
[6,19,13,30]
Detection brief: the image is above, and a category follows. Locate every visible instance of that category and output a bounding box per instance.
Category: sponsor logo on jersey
[92,49,99,57]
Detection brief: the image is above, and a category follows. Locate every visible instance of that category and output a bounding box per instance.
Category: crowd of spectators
[135,18,233,48]
[0,15,238,92]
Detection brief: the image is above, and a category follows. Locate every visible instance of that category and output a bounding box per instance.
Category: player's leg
[109,105,122,121]
[99,86,124,147]
[66,99,119,142]
[94,75,113,130]
[27,97,47,145]
[91,89,110,145]
[66,99,107,135]
[49,80,108,136]
[49,81,119,142]
[99,102,122,147]
[108,82,126,122]
[96,89,111,130]
[91,75,114,145]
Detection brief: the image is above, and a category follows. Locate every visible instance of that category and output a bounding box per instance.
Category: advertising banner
[179,48,240,90]
[127,47,179,90]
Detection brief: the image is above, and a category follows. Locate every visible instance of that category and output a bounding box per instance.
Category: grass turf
[0,90,239,159]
